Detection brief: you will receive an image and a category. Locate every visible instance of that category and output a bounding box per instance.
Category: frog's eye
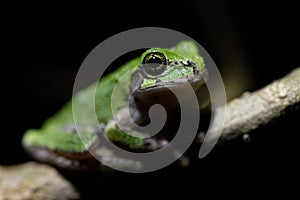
[142,52,167,76]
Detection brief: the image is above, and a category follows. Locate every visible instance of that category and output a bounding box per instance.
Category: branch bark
[209,67,300,142]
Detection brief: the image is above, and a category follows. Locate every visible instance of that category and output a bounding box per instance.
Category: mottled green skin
[22,40,205,154]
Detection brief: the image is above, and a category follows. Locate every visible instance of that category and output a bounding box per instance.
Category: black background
[1,1,299,199]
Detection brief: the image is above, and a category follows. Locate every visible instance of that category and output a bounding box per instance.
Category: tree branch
[209,68,300,142]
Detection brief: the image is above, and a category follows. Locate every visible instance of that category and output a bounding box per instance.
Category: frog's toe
[141,137,169,151]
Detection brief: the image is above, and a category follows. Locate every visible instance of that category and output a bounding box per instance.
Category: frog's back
[43,57,140,128]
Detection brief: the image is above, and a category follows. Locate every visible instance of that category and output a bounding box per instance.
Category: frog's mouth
[133,66,208,103]
[139,76,202,91]
[135,62,207,92]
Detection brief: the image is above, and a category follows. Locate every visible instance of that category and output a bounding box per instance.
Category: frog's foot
[141,137,169,152]
[142,137,191,168]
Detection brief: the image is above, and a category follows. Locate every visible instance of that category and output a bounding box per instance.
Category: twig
[209,68,300,142]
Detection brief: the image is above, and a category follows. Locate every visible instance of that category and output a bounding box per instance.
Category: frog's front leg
[104,105,169,152]
[103,121,192,168]
[104,120,168,152]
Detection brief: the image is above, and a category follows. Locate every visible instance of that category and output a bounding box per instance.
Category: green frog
[22,40,209,170]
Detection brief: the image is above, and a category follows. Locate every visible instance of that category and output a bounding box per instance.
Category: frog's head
[131,42,207,103]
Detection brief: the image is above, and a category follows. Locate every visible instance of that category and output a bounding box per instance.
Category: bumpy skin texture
[22,40,207,170]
